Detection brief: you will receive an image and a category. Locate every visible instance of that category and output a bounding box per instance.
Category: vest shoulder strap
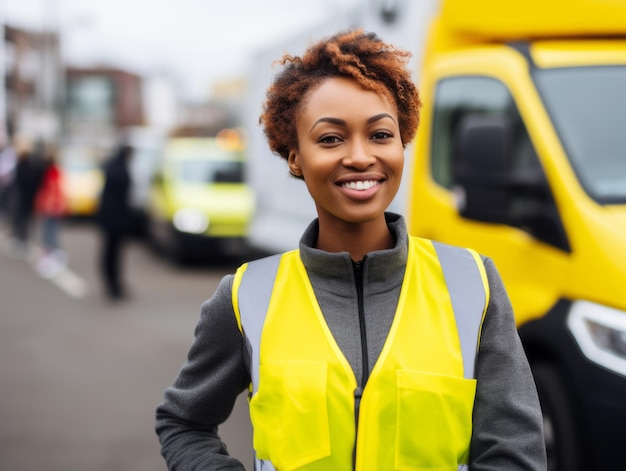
[234,253,283,333]
[430,240,490,378]
[232,253,284,393]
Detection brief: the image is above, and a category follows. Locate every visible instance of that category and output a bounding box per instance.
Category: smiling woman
[155,28,547,471]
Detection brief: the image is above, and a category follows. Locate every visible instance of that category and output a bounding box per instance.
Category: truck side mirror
[452,114,570,251]
[452,115,513,224]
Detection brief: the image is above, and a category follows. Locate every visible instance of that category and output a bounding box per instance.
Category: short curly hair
[259,29,421,164]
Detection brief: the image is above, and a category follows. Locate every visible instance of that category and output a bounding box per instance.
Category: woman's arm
[470,257,547,470]
[155,275,250,470]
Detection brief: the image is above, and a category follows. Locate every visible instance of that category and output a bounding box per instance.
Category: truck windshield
[534,66,626,204]
[179,159,244,184]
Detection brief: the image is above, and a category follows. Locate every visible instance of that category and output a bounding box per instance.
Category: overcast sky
[3,0,362,100]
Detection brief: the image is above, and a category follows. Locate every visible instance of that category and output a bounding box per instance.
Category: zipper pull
[353,386,364,470]
[354,386,363,424]
[354,386,363,404]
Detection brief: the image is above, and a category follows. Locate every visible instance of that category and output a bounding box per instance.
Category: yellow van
[146,135,255,263]
[59,144,104,217]
[407,1,626,469]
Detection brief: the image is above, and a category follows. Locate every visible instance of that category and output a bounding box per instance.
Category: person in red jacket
[34,144,68,278]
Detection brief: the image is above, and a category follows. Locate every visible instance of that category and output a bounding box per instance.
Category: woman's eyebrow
[309,117,345,132]
[310,113,396,133]
[368,113,396,124]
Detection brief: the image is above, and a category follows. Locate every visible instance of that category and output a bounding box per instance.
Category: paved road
[0,220,255,471]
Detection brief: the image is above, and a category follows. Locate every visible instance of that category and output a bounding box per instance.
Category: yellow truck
[407,0,626,469]
[146,134,255,264]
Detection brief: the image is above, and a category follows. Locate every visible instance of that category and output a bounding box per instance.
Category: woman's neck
[316,216,394,262]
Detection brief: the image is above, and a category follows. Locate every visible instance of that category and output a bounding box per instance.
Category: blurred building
[64,67,145,149]
[1,24,156,151]
[143,75,180,132]
[2,24,63,143]
[171,78,246,138]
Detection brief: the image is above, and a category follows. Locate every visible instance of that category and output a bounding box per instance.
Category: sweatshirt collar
[298,213,408,296]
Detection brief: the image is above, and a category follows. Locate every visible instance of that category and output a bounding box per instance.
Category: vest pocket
[394,370,476,470]
[250,360,331,470]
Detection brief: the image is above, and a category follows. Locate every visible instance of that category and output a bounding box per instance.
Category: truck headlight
[567,300,626,377]
[173,208,209,234]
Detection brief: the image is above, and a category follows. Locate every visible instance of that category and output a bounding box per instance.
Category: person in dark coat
[96,144,134,300]
[10,139,45,257]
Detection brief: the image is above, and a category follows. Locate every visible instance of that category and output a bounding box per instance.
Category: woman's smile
[336,175,384,200]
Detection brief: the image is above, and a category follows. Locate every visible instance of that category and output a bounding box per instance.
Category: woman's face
[289,77,404,228]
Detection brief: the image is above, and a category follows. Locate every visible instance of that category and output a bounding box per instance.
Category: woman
[33,144,68,278]
[155,30,546,470]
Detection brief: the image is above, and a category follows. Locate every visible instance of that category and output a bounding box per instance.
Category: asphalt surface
[0,219,255,471]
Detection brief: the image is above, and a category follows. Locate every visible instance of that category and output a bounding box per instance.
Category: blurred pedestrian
[0,136,17,229]
[96,144,134,300]
[8,136,40,258]
[33,144,68,278]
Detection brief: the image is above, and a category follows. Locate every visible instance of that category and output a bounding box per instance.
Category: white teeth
[342,180,379,190]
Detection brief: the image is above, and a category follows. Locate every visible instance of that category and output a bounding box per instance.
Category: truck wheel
[147,219,186,263]
[164,227,189,265]
[532,363,582,471]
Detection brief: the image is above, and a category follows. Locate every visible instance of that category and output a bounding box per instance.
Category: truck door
[409,54,570,326]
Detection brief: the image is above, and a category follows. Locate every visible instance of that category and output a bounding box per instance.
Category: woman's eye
[319,135,341,144]
[372,131,393,140]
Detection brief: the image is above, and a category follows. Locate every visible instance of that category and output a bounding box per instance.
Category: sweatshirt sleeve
[155,274,250,471]
[469,257,547,470]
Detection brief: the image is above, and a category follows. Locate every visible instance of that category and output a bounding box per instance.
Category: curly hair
[259,29,421,165]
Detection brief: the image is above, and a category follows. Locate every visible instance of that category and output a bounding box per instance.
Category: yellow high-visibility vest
[233,236,489,471]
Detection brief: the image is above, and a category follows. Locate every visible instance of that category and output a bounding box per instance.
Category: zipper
[352,258,369,470]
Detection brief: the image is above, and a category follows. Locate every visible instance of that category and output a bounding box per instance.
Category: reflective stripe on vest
[432,240,488,378]
[234,253,282,396]
[233,237,489,470]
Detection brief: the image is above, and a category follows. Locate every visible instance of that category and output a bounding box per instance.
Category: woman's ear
[288,151,302,177]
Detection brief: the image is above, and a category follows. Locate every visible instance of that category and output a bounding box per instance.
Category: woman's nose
[342,140,375,169]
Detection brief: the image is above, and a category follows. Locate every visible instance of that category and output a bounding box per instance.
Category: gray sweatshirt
[155,213,547,470]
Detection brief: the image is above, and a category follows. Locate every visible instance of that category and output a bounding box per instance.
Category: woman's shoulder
[197,274,239,334]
